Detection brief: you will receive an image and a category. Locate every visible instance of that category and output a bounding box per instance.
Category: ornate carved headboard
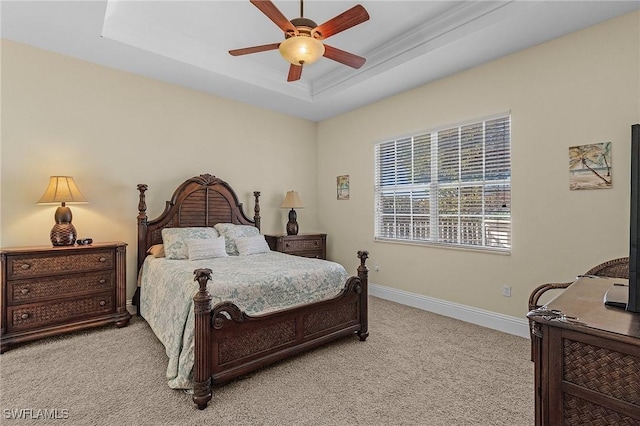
[136,174,261,271]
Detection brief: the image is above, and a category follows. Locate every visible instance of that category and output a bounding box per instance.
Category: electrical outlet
[502,285,511,297]
[374,262,380,272]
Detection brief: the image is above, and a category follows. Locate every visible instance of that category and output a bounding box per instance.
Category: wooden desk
[527,276,640,425]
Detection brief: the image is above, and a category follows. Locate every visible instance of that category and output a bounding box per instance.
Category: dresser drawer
[8,271,114,305]
[282,237,323,254]
[7,293,114,331]
[6,250,114,279]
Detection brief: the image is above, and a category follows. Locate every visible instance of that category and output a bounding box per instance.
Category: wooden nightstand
[0,242,131,353]
[265,233,327,260]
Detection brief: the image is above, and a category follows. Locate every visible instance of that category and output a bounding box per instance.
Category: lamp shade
[280,191,304,209]
[37,176,88,205]
[279,36,325,66]
[37,176,88,246]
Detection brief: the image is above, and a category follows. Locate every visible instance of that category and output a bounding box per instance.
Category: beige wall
[0,40,320,299]
[317,11,640,318]
[2,11,639,319]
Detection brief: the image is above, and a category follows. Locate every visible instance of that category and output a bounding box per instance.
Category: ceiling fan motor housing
[286,17,320,38]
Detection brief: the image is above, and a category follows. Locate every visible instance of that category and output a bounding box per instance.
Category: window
[374,114,511,252]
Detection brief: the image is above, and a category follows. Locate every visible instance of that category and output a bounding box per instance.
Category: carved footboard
[192,251,369,410]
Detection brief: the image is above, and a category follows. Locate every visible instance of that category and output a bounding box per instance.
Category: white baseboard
[369,283,530,339]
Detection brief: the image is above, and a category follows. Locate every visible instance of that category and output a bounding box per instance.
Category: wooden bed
[134,174,369,410]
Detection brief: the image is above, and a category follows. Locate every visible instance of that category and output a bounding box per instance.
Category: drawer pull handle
[21,313,30,320]
[99,279,106,284]
[99,300,106,306]
[314,241,319,245]
[20,288,30,295]
[20,263,31,270]
[285,243,290,248]
[99,257,107,263]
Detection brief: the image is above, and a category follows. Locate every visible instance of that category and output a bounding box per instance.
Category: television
[628,124,640,313]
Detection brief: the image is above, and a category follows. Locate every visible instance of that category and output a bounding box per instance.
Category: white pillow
[235,235,271,256]
[186,237,228,260]
[161,227,220,260]
[214,223,261,255]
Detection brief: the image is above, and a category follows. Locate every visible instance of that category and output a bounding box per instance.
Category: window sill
[374,237,511,255]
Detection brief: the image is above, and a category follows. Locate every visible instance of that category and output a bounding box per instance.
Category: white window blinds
[374,114,511,252]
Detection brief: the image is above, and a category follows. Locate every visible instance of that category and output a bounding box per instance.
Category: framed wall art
[569,142,612,190]
[337,175,349,200]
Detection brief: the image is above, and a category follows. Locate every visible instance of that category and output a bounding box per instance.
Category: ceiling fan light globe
[279,36,325,66]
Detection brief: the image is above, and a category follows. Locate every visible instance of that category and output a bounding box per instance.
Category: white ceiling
[2,1,639,121]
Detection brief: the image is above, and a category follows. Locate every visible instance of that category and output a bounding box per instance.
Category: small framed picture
[337,175,349,200]
[569,142,612,190]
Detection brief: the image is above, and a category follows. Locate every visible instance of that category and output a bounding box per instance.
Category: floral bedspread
[139,251,349,389]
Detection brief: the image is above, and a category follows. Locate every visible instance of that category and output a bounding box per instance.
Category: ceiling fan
[229,0,370,82]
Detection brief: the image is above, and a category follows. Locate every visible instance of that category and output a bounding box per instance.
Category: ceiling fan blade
[287,64,303,82]
[323,44,366,69]
[313,4,369,40]
[229,43,280,56]
[250,0,296,33]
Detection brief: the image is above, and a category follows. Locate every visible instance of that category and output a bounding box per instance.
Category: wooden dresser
[1,242,131,353]
[265,233,326,259]
[527,276,640,425]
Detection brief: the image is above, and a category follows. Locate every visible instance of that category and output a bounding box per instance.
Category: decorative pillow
[186,237,228,260]
[214,223,260,256]
[161,227,220,260]
[235,235,271,256]
[146,244,165,258]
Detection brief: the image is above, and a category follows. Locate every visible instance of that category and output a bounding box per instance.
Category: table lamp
[37,176,88,246]
[280,190,304,235]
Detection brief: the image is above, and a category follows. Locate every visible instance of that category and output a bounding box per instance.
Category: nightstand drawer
[282,238,323,253]
[8,271,114,305]
[8,293,114,332]
[6,250,114,279]
[294,251,323,259]
[265,234,326,260]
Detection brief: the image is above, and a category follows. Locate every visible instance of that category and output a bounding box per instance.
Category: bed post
[193,268,213,410]
[133,184,148,315]
[356,250,369,341]
[253,191,261,230]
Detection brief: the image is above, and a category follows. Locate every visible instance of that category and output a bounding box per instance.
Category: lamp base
[50,223,77,246]
[286,208,299,235]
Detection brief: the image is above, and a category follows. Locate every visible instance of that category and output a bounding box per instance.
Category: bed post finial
[356,250,369,342]
[137,184,148,222]
[253,191,261,230]
[357,250,369,273]
[192,268,213,410]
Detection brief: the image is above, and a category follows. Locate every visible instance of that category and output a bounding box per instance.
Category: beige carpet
[0,297,533,425]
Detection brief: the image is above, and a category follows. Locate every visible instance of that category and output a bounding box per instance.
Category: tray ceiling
[2,1,638,121]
